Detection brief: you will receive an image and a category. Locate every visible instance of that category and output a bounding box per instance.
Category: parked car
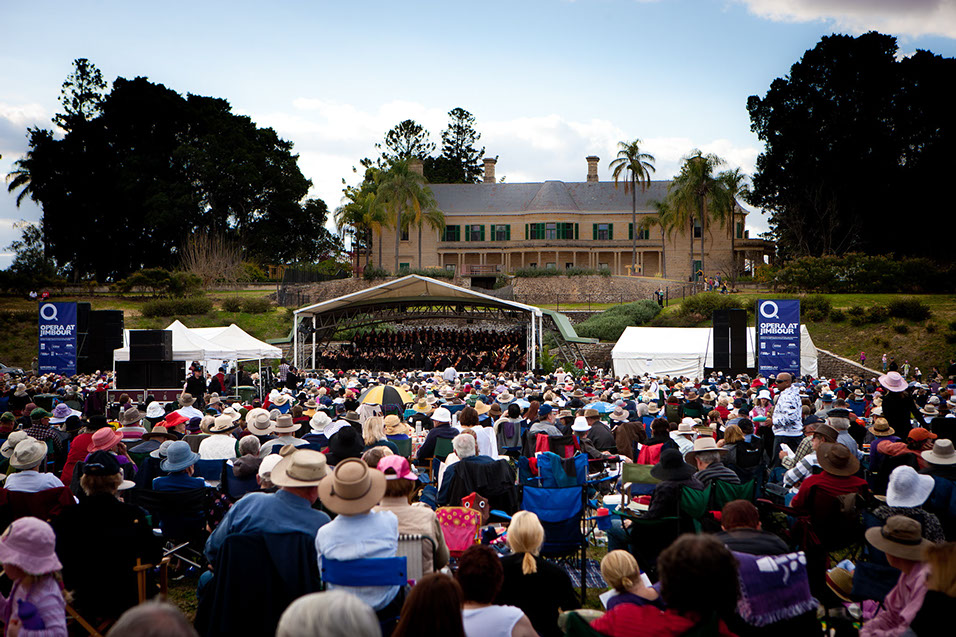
[0,362,24,376]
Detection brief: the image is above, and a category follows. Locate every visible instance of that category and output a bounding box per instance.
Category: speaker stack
[115,330,184,390]
[77,305,126,374]
[705,309,755,377]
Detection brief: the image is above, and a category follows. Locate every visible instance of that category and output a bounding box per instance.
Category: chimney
[483,156,497,184]
[408,157,424,177]
[586,156,600,182]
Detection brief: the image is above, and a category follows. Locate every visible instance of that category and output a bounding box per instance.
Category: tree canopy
[747,32,956,263]
[6,59,336,281]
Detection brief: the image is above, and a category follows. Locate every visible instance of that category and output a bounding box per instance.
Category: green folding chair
[620,463,660,504]
[393,437,412,459]
[711,479,756,511]
[678,484,712,533]
[428,437,456,481]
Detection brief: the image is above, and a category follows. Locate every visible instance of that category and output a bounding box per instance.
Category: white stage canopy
[114,320,236,362]
[190,324,282,360]
[611,325,818,379]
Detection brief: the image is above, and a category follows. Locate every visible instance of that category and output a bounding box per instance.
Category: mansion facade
[375,156,772,282]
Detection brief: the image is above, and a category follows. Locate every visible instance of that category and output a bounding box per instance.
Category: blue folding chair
[522,484,588,604]
[320,555,408,587]
[222,468,259,500]
[194,459,226,483]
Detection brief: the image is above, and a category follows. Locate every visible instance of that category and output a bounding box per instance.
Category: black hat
[325,426,364,465]
[84,450,121,476]
[64,415,83,433]
[650,448,697,481]
[87,415,111,430]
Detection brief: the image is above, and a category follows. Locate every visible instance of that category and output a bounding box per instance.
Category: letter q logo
[39,304,58,321]
[759,301,779,320]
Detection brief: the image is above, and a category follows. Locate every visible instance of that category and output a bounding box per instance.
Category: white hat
[310,411,331,433]
[145,402,165,419]
[886,465,935,508]
[258,453,283,478]
[757,389,772,401]
[571,416,590,433]
[431,407,452,424]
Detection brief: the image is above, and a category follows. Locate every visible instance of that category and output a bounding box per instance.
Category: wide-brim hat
[179,393,196,406]
[474,400,491,415]
[271,447,328,488]
[146,423,177,440]
[161,440,201,472]
[49,403,81,424]
[571,416,590,433]
[887,465,935,508]
[684,437,728,465]
[922,439,956,466]
[1,432,29,459]
[199,415,216,435]
[88,427,124,452]
[497,392,515,404]
[920,405,939,417]
[10,439,47,470]
[651,448,696,481]
[145,401,165,419]
[150,440,175,459]
[826,567,855,603]
[412,399,433,414]
[327,426,364,462]
[878,372,908,393]
[647,403,660,414]
[867,419,895,437]
[210,414,238,434]
[865,515,933,561]
[272,393,291,406]
[610,407,629,422]
[318,458,386,515]
[310,411,331,433]
[817,442,860,476]
[273,414,301,433]
[0,517,62,576]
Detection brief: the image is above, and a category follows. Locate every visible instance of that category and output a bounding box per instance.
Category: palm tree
[714,168,751,279]
[377,160,441,272]
[609,140,655,273]
[5,128,54,207]
[641,199,674,278]
[405,202,445,269]
[667,150,724,281]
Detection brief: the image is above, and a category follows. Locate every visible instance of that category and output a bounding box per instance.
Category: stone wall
[817,348,880,379]
[512,275,692,306]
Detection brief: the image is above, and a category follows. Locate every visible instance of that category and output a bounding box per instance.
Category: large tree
[713,167,751,279]
[376,119,436,165]
[7,63,330,280]
[641,200,673,278]
[748,32,956,262]
[53,57,107,132]
[667,150,724,280]
[426,107,484,183]
[377,160,442,271]
[609,140,655,273]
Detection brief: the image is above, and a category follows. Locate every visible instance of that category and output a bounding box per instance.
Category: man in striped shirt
[781,422,839,491]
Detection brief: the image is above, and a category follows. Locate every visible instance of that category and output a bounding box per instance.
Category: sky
[3,0,956,268]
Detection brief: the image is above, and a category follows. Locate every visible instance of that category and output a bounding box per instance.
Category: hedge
[771,254,956,293]
[512,267,611,278]
[575,300,661,341]
[887,298,932,321]
[141,296,213,317]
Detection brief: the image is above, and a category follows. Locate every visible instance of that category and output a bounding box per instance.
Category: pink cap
[377,455,418,481]
[0,517,62,576]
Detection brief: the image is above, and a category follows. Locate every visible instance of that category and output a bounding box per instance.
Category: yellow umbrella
[358,385,414,406]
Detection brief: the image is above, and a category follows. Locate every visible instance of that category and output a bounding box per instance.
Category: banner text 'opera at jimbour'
[756,299,800,378]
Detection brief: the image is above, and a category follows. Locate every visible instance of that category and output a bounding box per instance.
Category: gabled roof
[528,181,580,211]
[427,180,674,214]
[294,275,543,318]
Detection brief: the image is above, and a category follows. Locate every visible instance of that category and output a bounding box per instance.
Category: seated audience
[5,437,65,492]
[392,572,466,637]
[275,590,380,637]
[457,545,538,637]
[600,549,662,610]
[714,500,789,555]
[686,437,740,486]
[153,441,205,491]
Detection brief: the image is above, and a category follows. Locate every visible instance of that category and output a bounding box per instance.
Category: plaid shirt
[781,435,814,469]
[23,422,65,457]
[783,451,819,490]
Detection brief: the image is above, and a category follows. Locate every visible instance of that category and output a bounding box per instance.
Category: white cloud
[738,0,956,39]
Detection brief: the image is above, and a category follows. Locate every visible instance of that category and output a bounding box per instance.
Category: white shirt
[198,434,238,460]
[454,424,499,458]
[462,605,524,637]
[4,471,65,493]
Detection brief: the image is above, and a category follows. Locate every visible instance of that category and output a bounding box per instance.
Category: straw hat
[10,439,47,470]
[826,567,854,603]
[145,423,177,441]
[684,437,728,465]
[270,447,328,488]
[817,442,860,476]
[867,418,895,437]
[412,399,433,414]
[272,393,291,407]
[497,391,515,404]
[865,515,932,561]
[318,458,386,515]
[647,403,660,414]
[919,405,939,417]
[199,415,216,434]
[922,439,956,466]
[209,414,238,434]
[474,400,491,415]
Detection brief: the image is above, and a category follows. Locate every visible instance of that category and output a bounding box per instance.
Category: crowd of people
[315,328,527,372]
[0,355,955,636]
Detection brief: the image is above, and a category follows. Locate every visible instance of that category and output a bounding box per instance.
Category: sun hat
[199,415,216,434]
[270,447,328,488]
[0,517,62,576]
[853,389,865,399]
[756,389,771,401]
[557,409,574,420]
[179,393,196,406]
[272,414,301,435]
[221,407,241,422]
[310,411,331,433]
[382,414,408,436]
[812,423,839,443]
[609,406,629,422]
[342,411,361,424]
[83,450,121,476]
[865,515,932,561]
[378,455,418,482]
[145,423,177,440]
[318,457,386,515]
[207,393,221,407]
[145,401,165,419]
[431,407,452,424]
[326,426,364,463]
[650,448,696,481]
[161,440,201,473]
[878,372,908,393]
[49,403,80,424]
[29,408,53,421]
[908,428,937,443]
[825,567,854,603]
[244,407,269,428]
[497,391,515,404]
[1,431,30,459]
[162,412,188,430]
[919,405,939,417]
[647,403,660,414]
[272,393,291,407]
[88,426,124,452]
[870,406,884,417]
[684,437,728,464]
[150,439,175,459]
[571,416,590,433]
[583,409,600,419]
[867,418,895,437]
[258,453,283,478]
[412,398,433,414]
[10,439,47,470]
[922,439,956,466]
[817,442,860,476]
[210,414,238,434]
[886,465,935,508]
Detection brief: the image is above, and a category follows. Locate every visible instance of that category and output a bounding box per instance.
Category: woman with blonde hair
[600,550,661,611]
[361,416,398,454]
[496,511,579,637]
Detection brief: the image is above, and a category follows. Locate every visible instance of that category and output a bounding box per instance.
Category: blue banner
[38,302,77,375]
[756,299,800,378]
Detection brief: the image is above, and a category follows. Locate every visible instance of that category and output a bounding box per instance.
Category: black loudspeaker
[115,360,185,389]
[78,309,124,374]
[130,330,173,361]
[713,310,731,369]
[729,309,748,370]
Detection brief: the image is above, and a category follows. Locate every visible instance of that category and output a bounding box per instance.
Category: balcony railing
[461,264,502,276]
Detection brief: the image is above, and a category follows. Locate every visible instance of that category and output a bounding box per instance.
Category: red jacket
[791,471,868,512]
[591,604,737,637]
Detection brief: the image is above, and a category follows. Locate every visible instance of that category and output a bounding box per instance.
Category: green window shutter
[490,224,496,241]
[592,224,597,240]
[628,223,633,240]
[608,223,614,240]
[480,225,485,241]
[456,226,461,241]
[575,223,579,240]
[525,224,529,240]
[465,226,470,242]
[505,225,511,240]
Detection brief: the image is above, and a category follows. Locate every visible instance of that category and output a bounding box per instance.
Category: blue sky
[3,0,955,268]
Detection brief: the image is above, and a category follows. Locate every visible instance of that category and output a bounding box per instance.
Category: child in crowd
[0,517,68,636]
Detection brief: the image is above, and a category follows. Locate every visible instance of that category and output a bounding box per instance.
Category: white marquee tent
[611,325,818,379]
[190,324,282,360]
[112,320,280,362]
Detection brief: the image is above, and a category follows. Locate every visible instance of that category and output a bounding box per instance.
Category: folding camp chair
[397,533,437,583]
[194,459,226,485]
[320,555,409,634]
[183,433,208,453]
[436,506,482,559]
[710,479,756,512]
[393,437,412,458]
[127,487,208,571]
[428,436,456,481]
[677,484,712,533]
[0,486,76,527]
[222,466,259,500]
[619,462,660,503]
[522,484,590,604]
[66,557,170,637]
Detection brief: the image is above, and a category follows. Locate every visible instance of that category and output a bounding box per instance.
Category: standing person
[770,373,804,466]
[184,368,207,407]
[883,353,889,372]
[861,351,867,366]
[0,517,69,636]
[879,372,925,441]
[277,359,290,388]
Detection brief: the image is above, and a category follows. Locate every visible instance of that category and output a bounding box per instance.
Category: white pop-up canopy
[190,324,282,360]
[113,320,236,362]
[611,325,817,379]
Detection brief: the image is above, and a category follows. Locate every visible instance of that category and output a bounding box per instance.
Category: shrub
[847,305,866,318]
[829,309,846,323]
[575,300,661,342]
[221,297,243,312]
[773,253,956,293]
[677,293,747,318]
[887,298,932,322]
[362,266,390,281]
[240,297,272,314]
[892,322,910,334]
[239,262,269,282]
[866,305,889,323]
[141,296,213,317]
[114,268,202,297]
[493,275,509,290]
[167,272,203,297]
[801,294,831,322]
